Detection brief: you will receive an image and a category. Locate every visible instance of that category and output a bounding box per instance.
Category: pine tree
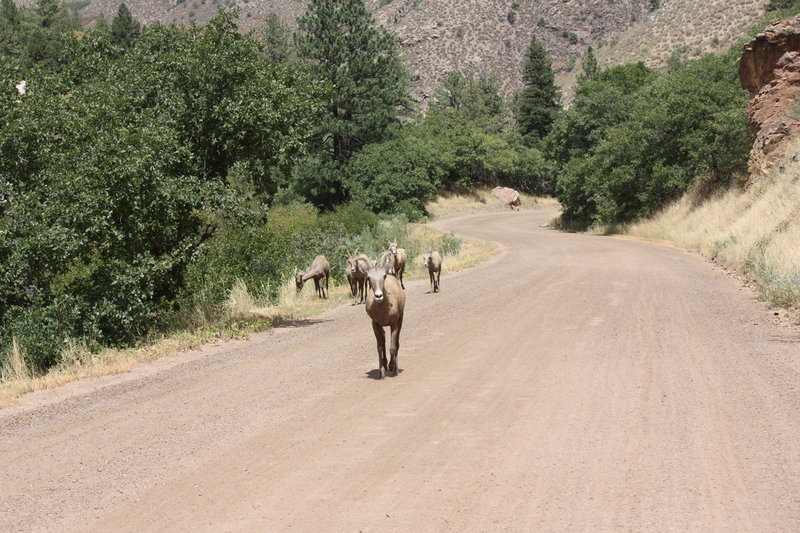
[111,3,141,49]
[0,0,19,27]
[0,0,20,57]
[36,0,61,28]
[297,0,410,166]
[0,16,19,57]
[261,12,292,64]
[577,45,599,84]
[515,34,560,144]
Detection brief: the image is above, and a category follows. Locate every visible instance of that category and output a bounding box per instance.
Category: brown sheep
[387,241,407,289]
[422,251,442,293]
[365,263,406,378]
[346,253,372,303]
[295,255,330,299]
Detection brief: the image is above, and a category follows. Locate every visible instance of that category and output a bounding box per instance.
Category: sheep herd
[295,242,443,379]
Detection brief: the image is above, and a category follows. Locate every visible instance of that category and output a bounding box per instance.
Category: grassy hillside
[625,139,800,317]
[597,0,766,69]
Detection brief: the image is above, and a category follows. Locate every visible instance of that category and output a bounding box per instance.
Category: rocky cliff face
[739,14,800,181]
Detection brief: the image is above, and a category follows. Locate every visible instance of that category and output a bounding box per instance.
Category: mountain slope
[25,0,769,101]
[596,0,766,70]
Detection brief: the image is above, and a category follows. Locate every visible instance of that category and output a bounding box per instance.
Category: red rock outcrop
[739,14,800,181]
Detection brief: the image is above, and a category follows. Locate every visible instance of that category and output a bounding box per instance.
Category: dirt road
[1,210,798,532]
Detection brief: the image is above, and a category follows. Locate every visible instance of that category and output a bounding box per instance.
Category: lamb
[346,253,372,303]
[422,251,442,293]
[365,262,406,379]
[387,241,407,289]
[295,255,330,299]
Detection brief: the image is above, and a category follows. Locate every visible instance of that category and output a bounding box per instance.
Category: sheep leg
[372,321,387,379]
[388,315,402,376]
[435,269,441,292]
[428,270,434,292]
[398,268,405,290]
[324,273,329,299]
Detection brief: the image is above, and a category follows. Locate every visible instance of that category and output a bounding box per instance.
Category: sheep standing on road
[365,263,406,379]
[295,255,330,299]
[423,251,442,293]
[346,253,372,304]
[387,241,407,289]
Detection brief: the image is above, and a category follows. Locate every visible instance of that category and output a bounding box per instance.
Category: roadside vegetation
[548,5,800,315]
[626,141,800,314]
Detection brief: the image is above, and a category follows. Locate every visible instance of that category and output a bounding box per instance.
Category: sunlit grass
[424,188,560,219]
[626,140,800,315]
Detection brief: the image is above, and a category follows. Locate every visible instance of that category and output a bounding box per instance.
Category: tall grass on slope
[627,147,800,310]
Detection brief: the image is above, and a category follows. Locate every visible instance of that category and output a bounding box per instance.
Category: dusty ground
[1,209,798,532]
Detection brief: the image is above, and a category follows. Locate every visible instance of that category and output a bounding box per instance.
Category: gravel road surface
[1,209,798,532]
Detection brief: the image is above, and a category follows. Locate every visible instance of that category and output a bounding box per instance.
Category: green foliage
[431,70,506,132]
[295,0,411,206]
[110,3,141,49]
[0,11,324,369]
[403,105,552,194]
[545,61,656,166]
[551,52,749,228]
[0,0,79,70]
[343,135,443,220]
[765,0,798,11]
[577,46,599,84]
[260,12,294,64]
[515,34,560,145]
[183,202,356,306]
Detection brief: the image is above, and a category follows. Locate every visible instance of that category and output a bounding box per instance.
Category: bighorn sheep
[346,253,371,303]
[422,251,442,293]
[387,241,407,289]
[365,262,406,378]
[378,250,394,274]
[295,255,330,299]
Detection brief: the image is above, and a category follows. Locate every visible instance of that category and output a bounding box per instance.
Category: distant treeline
[0,0,766,371]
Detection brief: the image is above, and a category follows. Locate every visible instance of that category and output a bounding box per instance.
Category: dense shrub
[0,12,324,369]
[401,109,553,194]
[343,136,444,220]
[551,52,748,228]
[183,202,350,310]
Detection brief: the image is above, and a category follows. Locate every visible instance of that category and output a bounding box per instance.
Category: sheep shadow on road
[364,368,405,380]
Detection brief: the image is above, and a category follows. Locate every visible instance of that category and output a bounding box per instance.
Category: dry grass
[425,189,561,219]
[407,224,500,275]
[596,0,765,71]
[0,215,502,408]
[0,330,227,408]
[626,142,800,313]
